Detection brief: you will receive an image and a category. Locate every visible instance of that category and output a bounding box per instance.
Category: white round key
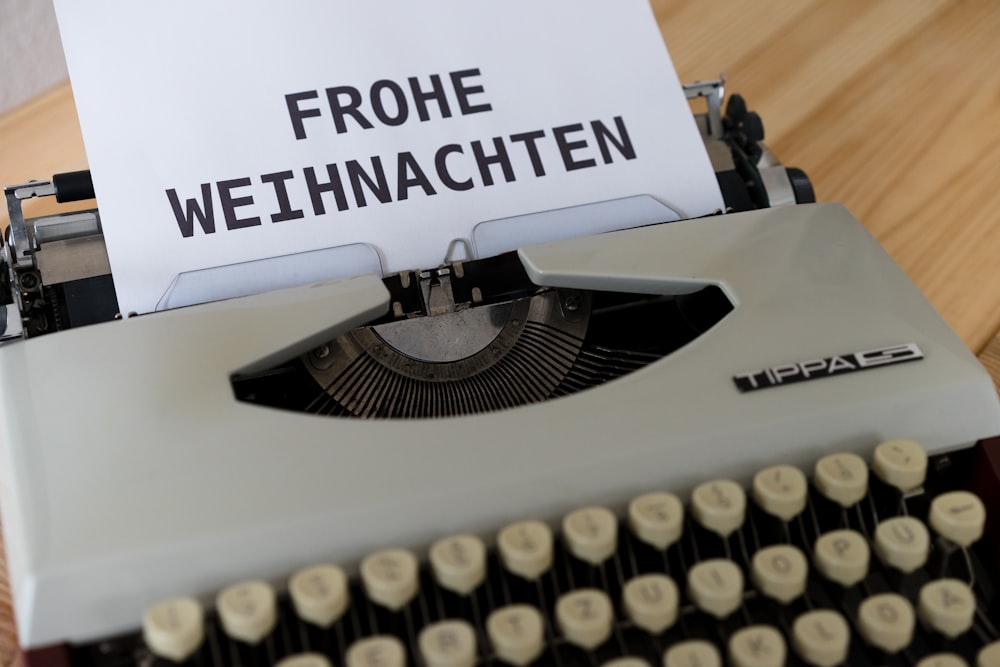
[486,604,545,667]
[691,479,746,537]
[556,588,614,649]
[929,491,986,547]
[857,592,915,653]
[215,580,277,644]
[622,573,678,634]
[497,520,553,580]
[142,596,204,662]
[289,564,349,628]
[872,438,927,491]
[874,516,930,573]
[628,491,684,550]
[687,558,743,618]
[418,619,477,667]
[814,529,869,586]
[979,641,1000,667]
[276,654,335,667]
[346,635,407,667]
[752,465,808,521]
[360,548,419,611]
[791,609,851,667]
[601,659,650,667]
[814,452,869,507]
[430,534,487,595]
[728,625,786,667]
[917,654,968,667]
[918,579,976,638]
[663,640,722,667]
[563,507,618,565]
[751,544,808,603]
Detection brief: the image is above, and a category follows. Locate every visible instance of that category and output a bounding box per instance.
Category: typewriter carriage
[1,83,805,420]
[0,80,808,343]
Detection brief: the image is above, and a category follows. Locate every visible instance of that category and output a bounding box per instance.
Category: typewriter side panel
[4,205,1000,647]
[0,274,392,645]
[0,339,43,648]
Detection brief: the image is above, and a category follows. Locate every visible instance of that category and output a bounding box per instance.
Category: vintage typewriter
[2,84,1000,667]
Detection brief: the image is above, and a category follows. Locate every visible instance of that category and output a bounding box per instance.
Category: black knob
[786,167,816,204]
[52,170,95,203]
[725,94,747,123]
[742,111,765,143]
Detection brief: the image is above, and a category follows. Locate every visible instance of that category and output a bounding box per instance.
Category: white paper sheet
[53,0,723,315]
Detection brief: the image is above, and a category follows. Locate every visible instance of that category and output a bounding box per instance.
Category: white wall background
[0,0,68,115]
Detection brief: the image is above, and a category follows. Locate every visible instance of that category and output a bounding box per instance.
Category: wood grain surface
[1,1,999,663]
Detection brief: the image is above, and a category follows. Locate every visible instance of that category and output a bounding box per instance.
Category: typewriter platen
[2,87,1000,666]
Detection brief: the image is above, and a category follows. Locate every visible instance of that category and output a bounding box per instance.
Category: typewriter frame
[2,82,999,663]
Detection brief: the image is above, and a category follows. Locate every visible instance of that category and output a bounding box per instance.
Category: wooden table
[2,1,999,663]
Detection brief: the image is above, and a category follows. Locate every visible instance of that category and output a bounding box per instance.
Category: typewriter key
[874,516,930,573]
[813,452,868,507]
[345,635,407,667]
[978,641,1000,667]
[215,580,277,645]
[813,529,869,587]
[275,654,334,667]
[487,604,545,667]
[686,559,743,619]
[752,464,808,521]
[872,439,928,491]
[790,609,850,667]
[418,619,477,667]
[621,573,678,634]
[498,520,554,580]
[728,625,786,667]
[289,563,349,628]
[916,655,968,667]
[918,579,976,638]
[142,596,204,662]
[429,534,487,595]
[563,507,618,565]
[663,640,721,667]
[555,588,614,650]
[857,593,915,654]
[929,491,986,547]
[628,491,684,550]
[360,548,419,611]
[691,480,746,537]
[751,544,808,603]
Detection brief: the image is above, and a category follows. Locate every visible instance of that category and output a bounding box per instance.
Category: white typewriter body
[1,202,999,647]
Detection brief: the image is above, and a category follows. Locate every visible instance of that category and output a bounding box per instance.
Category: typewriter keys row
[136,438,997,667]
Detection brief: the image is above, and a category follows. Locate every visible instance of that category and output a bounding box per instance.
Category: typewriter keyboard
[72,439,999,667]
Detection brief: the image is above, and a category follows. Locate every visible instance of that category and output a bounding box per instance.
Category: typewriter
[2,84,1000,667]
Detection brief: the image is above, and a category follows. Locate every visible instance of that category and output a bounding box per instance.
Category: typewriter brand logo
[733,343,924,393]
